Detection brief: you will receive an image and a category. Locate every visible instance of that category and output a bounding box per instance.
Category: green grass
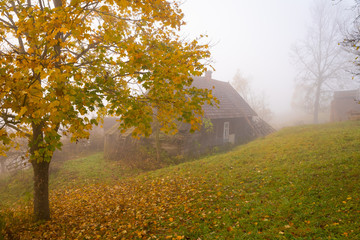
[138,121,360,239]
[0,152,143,207]
[0,168,33,206]
[50,152,143,187]
[1,121,360,239]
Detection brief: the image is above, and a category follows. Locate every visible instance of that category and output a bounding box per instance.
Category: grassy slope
[0,153,144,206]
[1,121,360,239]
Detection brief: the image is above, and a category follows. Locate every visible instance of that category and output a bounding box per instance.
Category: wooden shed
[330,89,360,122]
[104,72,274,161]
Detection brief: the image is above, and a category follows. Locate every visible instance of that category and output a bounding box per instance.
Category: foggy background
[180,0,358,128]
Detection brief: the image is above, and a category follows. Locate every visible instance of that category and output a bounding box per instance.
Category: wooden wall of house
[104,133,139,161]
[330,98,360,122]
[103,117,257,162]
[181,117,255,157]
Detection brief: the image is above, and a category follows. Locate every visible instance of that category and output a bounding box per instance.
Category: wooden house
[104,72,274,161]
[330,89,360,121]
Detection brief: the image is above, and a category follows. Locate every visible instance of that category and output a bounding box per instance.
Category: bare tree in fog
[231,70,272,122]
[343,1,360,84]
[291,0,353,124]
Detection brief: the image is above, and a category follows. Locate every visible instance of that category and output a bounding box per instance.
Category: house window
[223,121,229,143]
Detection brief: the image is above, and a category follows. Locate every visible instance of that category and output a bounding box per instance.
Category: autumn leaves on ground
[1,121,360,239]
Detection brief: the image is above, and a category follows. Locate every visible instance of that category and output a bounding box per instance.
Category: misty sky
[180,0,355,118]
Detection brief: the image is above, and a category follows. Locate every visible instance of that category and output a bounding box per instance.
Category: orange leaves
[2,169,243,239]
[12,72,22,80]
[166,235,184,240]
[99,5,110,13]
[227,226,234,232]
[3,174,196,238]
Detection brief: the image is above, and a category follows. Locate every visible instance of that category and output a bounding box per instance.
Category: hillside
[1,121,360,239]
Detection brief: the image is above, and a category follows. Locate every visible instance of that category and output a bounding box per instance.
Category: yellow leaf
[18,106,27,117]
[28,48,34,54]
[13,72,22,79]
[60,27,68,33]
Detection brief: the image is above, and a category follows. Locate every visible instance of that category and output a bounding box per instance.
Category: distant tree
[291,0,353,123]
[343,1,360,87]
[231,69,272,122]
[0,0,214,220]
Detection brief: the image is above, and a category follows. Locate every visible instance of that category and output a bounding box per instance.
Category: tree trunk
[155,121,161,162]
[32,160,50,221]
[30,123,51,221]
[313,83,321,124]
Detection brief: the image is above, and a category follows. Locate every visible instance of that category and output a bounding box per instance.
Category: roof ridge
[191,76,257,119]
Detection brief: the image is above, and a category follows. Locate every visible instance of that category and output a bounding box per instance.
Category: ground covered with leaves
[1,121,360,239]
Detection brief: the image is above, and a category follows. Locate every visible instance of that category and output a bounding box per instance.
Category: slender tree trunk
[32,160,50,221]
[30,123,51,221]
[313,82,321,124]
[155,121,160,162]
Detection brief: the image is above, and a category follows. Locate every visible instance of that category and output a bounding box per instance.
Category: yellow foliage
[0,0,214,220]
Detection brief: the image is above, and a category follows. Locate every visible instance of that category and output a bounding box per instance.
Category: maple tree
[0,0,213,220]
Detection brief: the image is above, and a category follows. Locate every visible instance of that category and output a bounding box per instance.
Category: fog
[180,0,357,128]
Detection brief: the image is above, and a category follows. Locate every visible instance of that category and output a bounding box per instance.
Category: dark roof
[192,76,257,119]
[333,89,360,99]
